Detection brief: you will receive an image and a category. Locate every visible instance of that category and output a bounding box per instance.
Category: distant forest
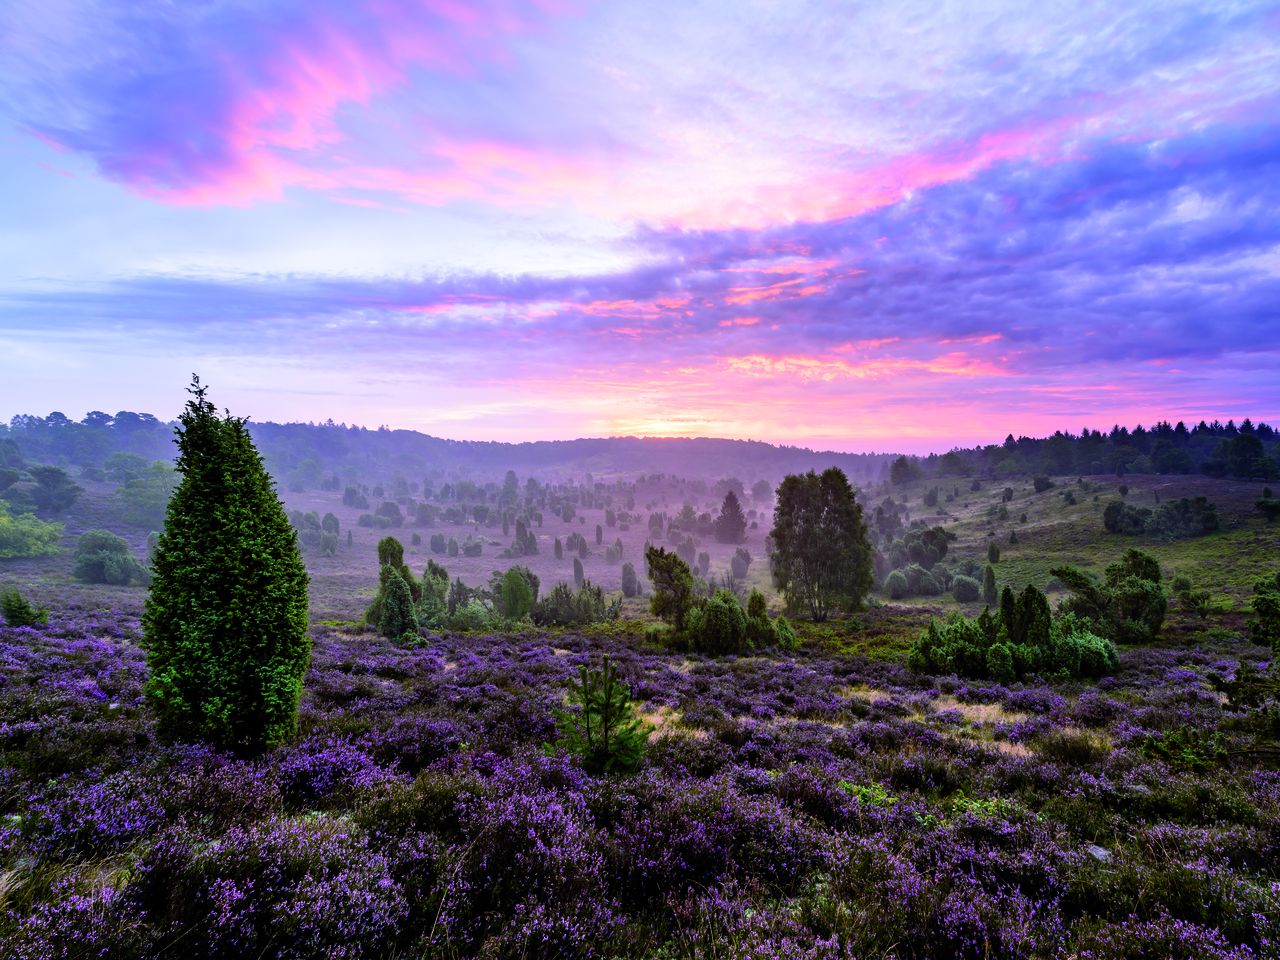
[0,412,894,487]
[900,419,1280,482]
[2,412,1277,488]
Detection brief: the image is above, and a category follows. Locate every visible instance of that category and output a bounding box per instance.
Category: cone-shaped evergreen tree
[143,377,310,753]
[377,566,420,640]
[714,490,748,543]
[982,564,998,608]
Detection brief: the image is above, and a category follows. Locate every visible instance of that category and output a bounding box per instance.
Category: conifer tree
[982,564,998,608]
[377,566,419,640]
[144,377,310,753]
[551,656,650,774]
[714,489,748,543]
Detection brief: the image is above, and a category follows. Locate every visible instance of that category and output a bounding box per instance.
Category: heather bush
[144,379,310,753]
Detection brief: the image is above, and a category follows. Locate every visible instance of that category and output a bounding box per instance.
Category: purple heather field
[1,596,1277,958]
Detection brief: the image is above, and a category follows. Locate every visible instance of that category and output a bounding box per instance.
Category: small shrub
[550,656,651,774]
[951,575,981,602]
[1,588,48,626]
[1033,476,1054,493]
[72,529,149,585]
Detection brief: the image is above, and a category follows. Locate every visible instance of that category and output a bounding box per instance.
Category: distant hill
[0,413,894,485]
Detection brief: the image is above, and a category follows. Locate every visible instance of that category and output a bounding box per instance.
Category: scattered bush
[532,580,620,627]
[1103,500,1152,534]
[1,587,48,626]
[1033,476,1054,493]
[0,500,62,558]
[909,584,1117,682]
[72,529,149,585]
[951,575,981,602]
[1053,548,1167,644]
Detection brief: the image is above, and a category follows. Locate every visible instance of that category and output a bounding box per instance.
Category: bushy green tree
[1103,500,1152,534]
[551,656,650,774]
[1248,572,1280,655]
[118,462,178,528]
[25,465,83,514]
[499,566,535,620]
[745,587,777,647]
[697,589,748,654]
[73,529,149,585]
[768,467,873,621]
[909,585,1117,682]
[645,545,696,630]
[532,580,620,627]
[982,565,998,607]
[0,500,61,558]
[1052,548,1166,644]
[952,575,981,602]
[143,378,310,754]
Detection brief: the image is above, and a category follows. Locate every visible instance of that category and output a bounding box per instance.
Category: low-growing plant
[1,587,48,626]
[550,655,651,774]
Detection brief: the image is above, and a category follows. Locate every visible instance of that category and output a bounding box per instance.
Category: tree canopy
[768,467,873,621]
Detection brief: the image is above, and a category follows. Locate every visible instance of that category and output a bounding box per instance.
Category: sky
[1,0,1279,453]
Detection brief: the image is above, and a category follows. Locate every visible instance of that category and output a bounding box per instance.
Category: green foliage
[1032,476,1054,493]
[573,555,585,587]
[72,529,149,585]
[448,598,496,632]
[1103,500,1151,534]
[744,587,776,648]
[909,585,1117,681]
[698,589,749,654]
[1139,726,1228,772]
[987,541,1000,564]
[769,467,874,621]
[1053,549,1167,644]
[1255,499,1280,522]
[532,580,620,627]
[951,575,981,602]
[1249,571,1280,655]
[713,490,748,544]
[645,545,696,630]
[889,455,920,486]
[117,462,178,528]
[884,569,908,599]
[377,566,420,641]
[1,588,48,626]
[143,377,310,754]
[1147,496,1220,539]
[0,500,62,558]
[26,464,83,514]
[498,566,535,620]
[774,616,799,650]
[550,656,650,775]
